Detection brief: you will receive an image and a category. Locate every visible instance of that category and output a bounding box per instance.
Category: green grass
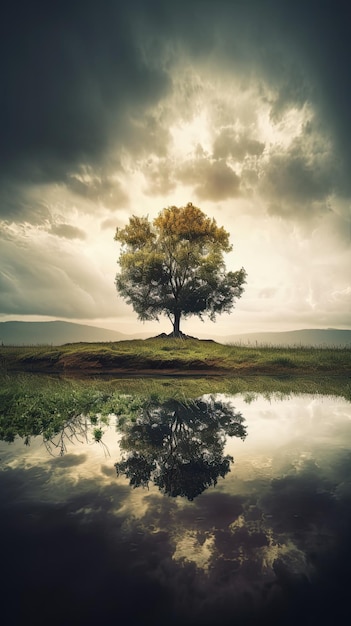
[0,367,350,448]
[1,338,350,376]
[1,337,349,454]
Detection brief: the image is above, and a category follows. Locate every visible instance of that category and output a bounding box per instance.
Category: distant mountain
[1,322,350,348]
[221,328,351,347]
[0,321,138,345]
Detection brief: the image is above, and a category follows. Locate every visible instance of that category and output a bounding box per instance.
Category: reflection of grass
[0,371,350,446]
[1,338,350,442]
[0,338,350,376]
[0,374,111,444]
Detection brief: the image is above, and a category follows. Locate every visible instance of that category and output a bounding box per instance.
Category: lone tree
[115,202,247,337]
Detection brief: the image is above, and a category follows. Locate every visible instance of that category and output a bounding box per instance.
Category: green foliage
[93,427,103,442]
[115,203,246,335]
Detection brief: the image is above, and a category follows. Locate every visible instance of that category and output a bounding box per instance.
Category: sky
[1,0,350,337]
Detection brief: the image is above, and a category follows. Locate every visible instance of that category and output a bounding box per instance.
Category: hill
[1,336,350,378]
[0,321,350,348]
[221,328,351,347]
[0,321,134,345]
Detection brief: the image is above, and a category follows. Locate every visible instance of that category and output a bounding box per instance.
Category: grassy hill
[1,337,350,377]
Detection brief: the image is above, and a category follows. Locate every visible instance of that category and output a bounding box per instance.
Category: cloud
[256,121,336,220]
[0,222,122,319]
[144,158,177,196]
[178,157,241,201]
[3,3,351,168]
[66,171,130,209]
[0,2,171,201]
[50,224,86,240]
[213,129,265,161]
[1,0,350,331]
[0,182,51,223]
[49,453,88,469]
[2,1,351,216]
[267,1,351,195]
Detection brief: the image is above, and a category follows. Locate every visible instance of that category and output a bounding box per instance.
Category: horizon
[1,1,350,335]
[1,318,350,338]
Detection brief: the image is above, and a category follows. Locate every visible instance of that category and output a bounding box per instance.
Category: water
[1,393,351,625]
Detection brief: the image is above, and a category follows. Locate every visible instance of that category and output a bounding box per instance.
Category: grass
[1,369,350,410]
[1,338,350,446]
[0,337,350,376]
[1,364,350,447]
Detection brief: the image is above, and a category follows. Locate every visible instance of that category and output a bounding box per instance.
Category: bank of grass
[0,337,350,376]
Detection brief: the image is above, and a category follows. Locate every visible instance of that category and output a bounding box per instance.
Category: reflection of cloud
[178,491,244,530]
[48,453,88,468]
[1,391,351,624]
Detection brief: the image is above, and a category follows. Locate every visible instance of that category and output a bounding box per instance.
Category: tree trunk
[172,310,181,337]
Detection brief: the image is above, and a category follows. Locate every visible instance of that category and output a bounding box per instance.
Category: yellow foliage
[154,202,231,250]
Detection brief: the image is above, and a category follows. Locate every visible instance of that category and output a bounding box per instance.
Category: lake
[1,391,350,625]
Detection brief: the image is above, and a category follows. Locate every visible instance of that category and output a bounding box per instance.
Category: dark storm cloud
[269,0,351,194]
[0,0,171,219]
[0,181,51,223]
[2,0,351,220]
[142,0,351,199]
[259,130,335,217]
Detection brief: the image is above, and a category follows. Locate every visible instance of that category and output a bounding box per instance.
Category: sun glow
[170,111,213,156]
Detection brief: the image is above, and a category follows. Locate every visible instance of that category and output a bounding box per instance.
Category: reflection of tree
[115,396,247,500]
[43,416,110,457]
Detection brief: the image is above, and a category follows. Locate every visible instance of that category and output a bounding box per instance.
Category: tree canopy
[115,202,246,336]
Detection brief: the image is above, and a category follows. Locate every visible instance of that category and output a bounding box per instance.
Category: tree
[115,202,247,336]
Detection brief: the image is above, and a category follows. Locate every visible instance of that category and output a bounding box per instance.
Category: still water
[1,393,351,625]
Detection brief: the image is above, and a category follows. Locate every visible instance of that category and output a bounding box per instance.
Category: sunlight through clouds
[0,0,350,335]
